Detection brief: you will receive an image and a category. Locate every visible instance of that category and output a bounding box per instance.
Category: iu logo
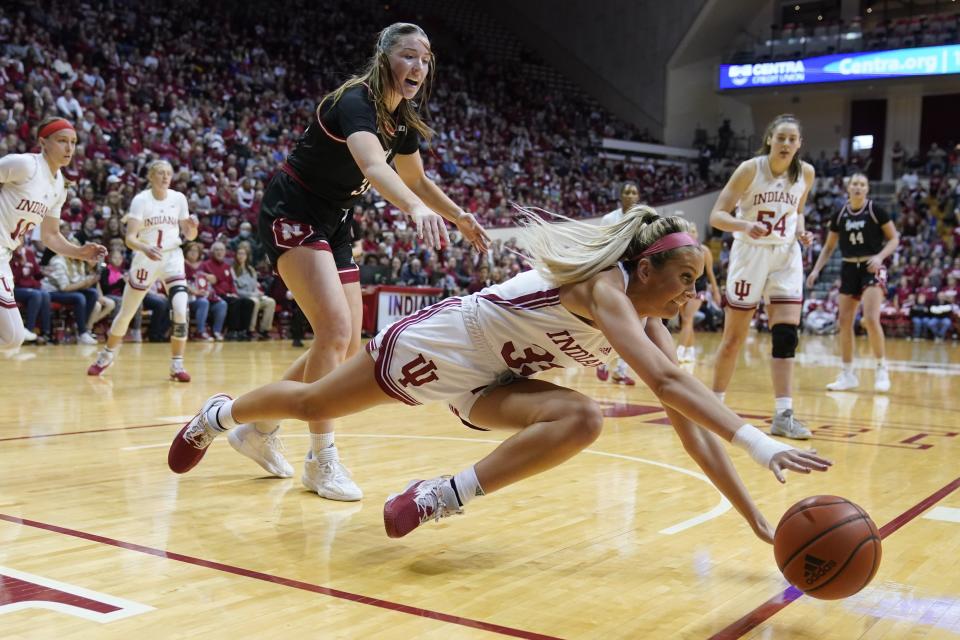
[398,353,439,388]
[733,279,752,301]
[134,268,149,284]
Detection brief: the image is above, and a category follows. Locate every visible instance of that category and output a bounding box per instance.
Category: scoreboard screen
[719,44,960,90]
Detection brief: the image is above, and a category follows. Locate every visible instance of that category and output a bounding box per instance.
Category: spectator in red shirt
[201,241,254,340]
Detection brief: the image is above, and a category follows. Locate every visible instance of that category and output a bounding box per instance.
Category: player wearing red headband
[169,205,830,540]
[0,117,106,349]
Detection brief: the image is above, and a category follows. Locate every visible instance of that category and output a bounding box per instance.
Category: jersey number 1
[757,210,787,237]
[156,230,163,249]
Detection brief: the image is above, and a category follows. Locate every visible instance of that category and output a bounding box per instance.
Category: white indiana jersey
[128,188,189,252]
[464,266,633,376]
[0,154,66,258]
[734,156,807,245]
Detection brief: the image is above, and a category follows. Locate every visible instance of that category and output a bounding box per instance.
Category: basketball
[773,495,882,600]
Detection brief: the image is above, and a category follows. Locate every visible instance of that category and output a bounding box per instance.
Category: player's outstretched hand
[412,208,450,250]
[751,513,775,544]
[769,448,832,484]
[798,230,814,246]
[805,270,819,289]
[455,212,491,254]
[78,242,108,263]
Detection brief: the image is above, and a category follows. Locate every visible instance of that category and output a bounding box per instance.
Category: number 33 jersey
[366,267,632,422]
[734,155,807,246]
[128,188,189,252]
[0,153,67,258]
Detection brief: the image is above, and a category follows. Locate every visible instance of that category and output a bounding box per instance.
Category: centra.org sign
[727,60,806,86]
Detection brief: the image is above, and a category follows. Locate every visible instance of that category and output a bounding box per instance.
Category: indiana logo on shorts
[398,353,439,387]
[135,268,149,284]
[734,279,752,301]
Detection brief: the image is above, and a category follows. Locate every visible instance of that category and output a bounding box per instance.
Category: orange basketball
[773,495,882,600]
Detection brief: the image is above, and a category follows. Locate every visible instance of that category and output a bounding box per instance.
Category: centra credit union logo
[727,60,806,86]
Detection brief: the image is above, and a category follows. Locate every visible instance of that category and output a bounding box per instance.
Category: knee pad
[169,285,189,323]
[172,322,188,339]
[771,323,799,359]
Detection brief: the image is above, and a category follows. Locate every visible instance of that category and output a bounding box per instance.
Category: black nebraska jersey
[285,84,420,209]
[829,199,890,258]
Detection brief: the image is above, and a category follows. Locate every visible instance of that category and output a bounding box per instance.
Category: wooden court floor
[0,333,958,639]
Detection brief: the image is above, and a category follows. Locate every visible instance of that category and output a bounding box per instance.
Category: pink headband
[39,119,75,139]
[639,232,698,257]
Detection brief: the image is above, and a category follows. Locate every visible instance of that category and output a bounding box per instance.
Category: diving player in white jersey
[595,181,638,385]
[169,205,831,541]
[0,117,106,349]
[87,160,198,381]
[709,114,815,440]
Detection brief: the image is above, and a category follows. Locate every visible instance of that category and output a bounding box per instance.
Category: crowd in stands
[1,0,715,343]
[731,8,960,63]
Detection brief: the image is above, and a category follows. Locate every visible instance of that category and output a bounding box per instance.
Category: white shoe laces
[95,351,113,367]
[184,413,215,449]
[413,481,445,523]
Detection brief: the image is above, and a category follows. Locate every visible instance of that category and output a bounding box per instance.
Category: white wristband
[732,424,794,468]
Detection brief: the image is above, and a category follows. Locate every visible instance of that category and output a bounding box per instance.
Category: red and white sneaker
[383,476,462,539]
[595,364,610,381]
[167,393,231,473]
[169,366,191,383]
[87,350,115,376]
[611,373,636,386]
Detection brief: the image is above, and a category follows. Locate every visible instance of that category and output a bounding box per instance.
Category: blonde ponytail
[516,205,695,286]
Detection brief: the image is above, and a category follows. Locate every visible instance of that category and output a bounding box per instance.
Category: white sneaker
[23,329,37,342]
[78,331,98,345]
[770,409,812,440]
[228,423,294,478]
[383,476,462,538]
[302,447,363,501]
[826,370,859,391]
[874,366,891,393]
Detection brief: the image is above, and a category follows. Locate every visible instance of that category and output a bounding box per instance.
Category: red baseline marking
[0,514,561,640]
[0,574,120,613]
[707,475,960,640]
[0,422,177,442]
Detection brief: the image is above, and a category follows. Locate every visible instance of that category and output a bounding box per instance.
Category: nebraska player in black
[807,173,899,392]
[238,23,490,500]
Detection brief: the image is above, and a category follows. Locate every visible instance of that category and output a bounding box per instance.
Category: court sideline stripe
[0,514,562,640]
[0,422,179,442]
[706,475,960,640]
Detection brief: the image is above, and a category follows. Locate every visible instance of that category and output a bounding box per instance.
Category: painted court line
[707,476,960,640]
[122,433,733,535]
[0,422,178,443]
[922,506,960,523]
[0,514,561,640]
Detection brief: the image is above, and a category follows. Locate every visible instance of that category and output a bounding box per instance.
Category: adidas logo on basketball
[803,554,836,585]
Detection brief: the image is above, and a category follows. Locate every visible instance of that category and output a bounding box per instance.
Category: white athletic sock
[207,399,238,432]
[877,359,887,370]
[311,432,335,458]
[449,465,484,507]
[715,391,726,403]
[614,359,628,377]
[775,397,793,413]
[171,356,184,370]
[842,362,854,375]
